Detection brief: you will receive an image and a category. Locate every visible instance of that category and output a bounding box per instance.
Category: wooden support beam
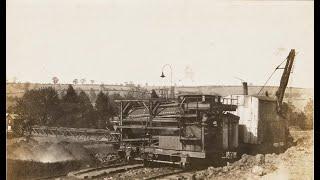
[122,138,157,142]
[180,137,201,141]
[122,117,178,123]
[115,125,180,130]
[152,119,179,123]
[155,114,182,118]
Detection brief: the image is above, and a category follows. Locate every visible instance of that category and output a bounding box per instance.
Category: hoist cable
[257,57,288,95]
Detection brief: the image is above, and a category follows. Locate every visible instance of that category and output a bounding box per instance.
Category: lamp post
[160,64,173,98]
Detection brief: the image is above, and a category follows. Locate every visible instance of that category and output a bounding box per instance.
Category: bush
[11,87,61,137]
[283,100,313,130]
[303,99,313,129]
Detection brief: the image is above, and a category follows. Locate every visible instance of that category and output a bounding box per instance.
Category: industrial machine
[113,94,240,168]
[226,49,296,152]
[111,49,296,167]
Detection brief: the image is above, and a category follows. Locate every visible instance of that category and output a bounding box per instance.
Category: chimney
[242,82,248,95]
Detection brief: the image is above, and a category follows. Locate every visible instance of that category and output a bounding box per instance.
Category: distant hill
[6,82,313,111]
[6,83,135,97]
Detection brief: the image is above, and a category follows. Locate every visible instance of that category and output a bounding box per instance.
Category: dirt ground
[188,129,313,180]
[7,136,118,164]
[7,137,119,179]
[98,129,314,180]
[7,129,313,180]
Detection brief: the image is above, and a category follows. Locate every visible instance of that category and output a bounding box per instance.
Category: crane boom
[275,49,295,114]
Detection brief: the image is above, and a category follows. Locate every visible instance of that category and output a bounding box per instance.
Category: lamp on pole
[160,64,173,98]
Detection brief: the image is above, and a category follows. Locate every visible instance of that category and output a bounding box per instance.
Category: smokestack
[242,82,248,95]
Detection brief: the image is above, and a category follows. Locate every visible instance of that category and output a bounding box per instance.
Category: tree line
[283,99,313,130]
[9,85,133,136]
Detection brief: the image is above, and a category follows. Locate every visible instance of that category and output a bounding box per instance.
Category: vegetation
[89,88,97,102]
[304,98,313,129]
[283,98,313,130]
[11,87,61,136]
[10,85,137,137]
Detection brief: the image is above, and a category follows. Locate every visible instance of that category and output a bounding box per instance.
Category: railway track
[144,169,189,180]
[67,162,144,179]
[32,162,208,180]
[143,164,208,180]
[33,174,66,180]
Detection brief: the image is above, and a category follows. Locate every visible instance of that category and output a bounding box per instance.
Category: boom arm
[275,49,295,114]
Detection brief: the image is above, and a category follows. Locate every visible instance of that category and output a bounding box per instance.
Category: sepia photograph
[6,0,314,179]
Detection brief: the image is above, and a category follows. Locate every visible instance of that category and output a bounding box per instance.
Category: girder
[30,126,120,142]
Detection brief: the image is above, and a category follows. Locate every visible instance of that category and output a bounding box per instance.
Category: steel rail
[68,163,144,179]
[144,169,191,180]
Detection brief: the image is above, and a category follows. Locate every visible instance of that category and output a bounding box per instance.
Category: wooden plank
[122,117,178,123]
[143,147,206,158]
[180,137,201,141]
[182,114,197,118]
[122,138,158,142]
[123,118,149,122]
[115,125,179,130]
[156,114,182,118]
[152,119,178,123]
[148,126,179,130]
[123,115,194,121]
[114,98,168,102]
[127,114,150,118]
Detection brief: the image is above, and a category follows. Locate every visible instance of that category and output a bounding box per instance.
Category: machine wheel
[143,159,150,167]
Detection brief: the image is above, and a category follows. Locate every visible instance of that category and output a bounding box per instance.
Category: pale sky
[6,0,314,88]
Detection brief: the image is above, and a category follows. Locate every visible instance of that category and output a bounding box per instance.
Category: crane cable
[257,57,288,95]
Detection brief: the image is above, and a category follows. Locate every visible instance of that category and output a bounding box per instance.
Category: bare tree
[80,78,86,84]
[52,76,59,85]
[73,79,78,85]
[90,80,95,84]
